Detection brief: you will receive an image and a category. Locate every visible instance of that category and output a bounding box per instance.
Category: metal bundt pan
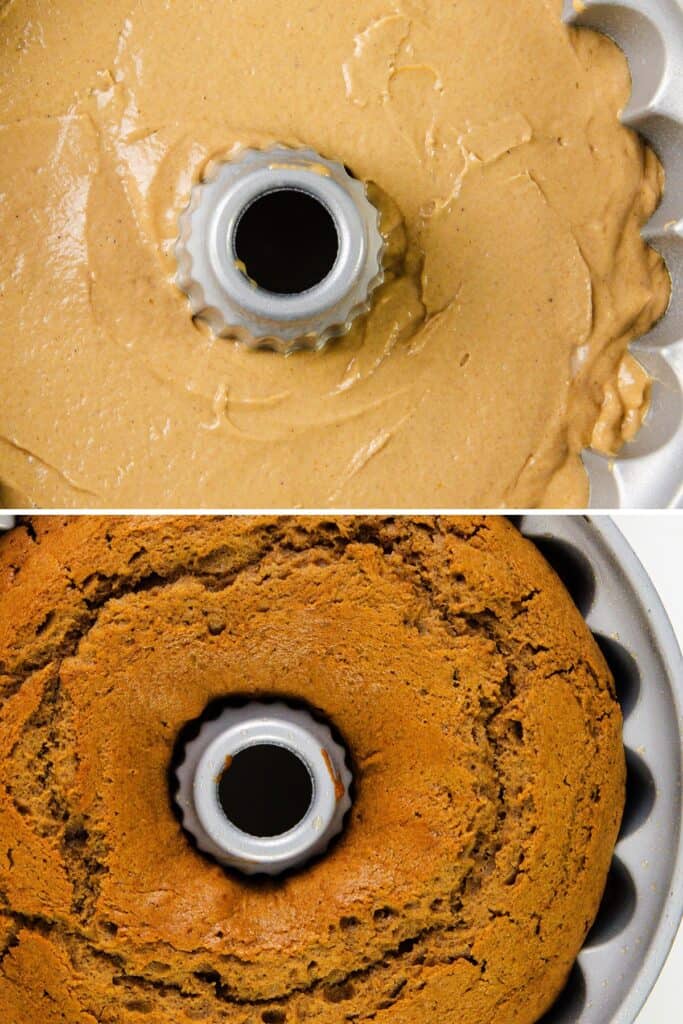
[565,0,683,508]
[515,515,683,1023]
[0,514,680,1023]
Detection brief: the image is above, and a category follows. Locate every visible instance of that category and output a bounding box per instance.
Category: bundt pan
[0,514,680,1023]
[567,0,683,508]
[514,515,683,1023]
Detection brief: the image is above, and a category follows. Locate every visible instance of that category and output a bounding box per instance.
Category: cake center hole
[218,743,314,838]
[234,188,339,295]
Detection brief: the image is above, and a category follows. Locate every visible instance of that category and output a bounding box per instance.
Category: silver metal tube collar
[175,147,384,353]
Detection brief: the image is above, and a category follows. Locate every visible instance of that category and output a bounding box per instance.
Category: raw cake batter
[0,0,670,507]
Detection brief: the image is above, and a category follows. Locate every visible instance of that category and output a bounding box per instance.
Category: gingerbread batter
[0,0,670,507]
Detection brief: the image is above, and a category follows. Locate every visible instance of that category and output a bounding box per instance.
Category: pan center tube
[233,187,340,295]
[173,701,353,875]
[175,147,384,352]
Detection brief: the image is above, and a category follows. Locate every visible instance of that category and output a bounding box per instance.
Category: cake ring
[0,516,625,1023]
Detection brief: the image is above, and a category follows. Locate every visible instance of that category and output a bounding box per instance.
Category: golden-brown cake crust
[0,516,624,1023]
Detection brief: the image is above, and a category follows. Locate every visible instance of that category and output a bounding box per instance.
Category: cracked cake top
[0,516,624,1023]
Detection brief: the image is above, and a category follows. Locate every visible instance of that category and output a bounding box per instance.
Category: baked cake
[0,516,624,1022]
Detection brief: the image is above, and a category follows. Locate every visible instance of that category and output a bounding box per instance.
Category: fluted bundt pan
[564,0,683,508]
[516,515,683,1022]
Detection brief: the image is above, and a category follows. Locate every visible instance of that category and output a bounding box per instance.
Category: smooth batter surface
[0,0,670,508]
[0,516,624,1023]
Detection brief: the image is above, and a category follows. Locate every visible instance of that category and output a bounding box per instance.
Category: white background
[613,515,682,1024]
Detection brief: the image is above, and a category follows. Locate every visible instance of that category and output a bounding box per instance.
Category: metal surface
[175,147,384,353]
[563,1,683,508]
[173,701,353,875]
[518,515,683,1024]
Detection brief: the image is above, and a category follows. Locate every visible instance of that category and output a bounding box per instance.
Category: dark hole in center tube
[234,187,339,295]
[218,743,314,837]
